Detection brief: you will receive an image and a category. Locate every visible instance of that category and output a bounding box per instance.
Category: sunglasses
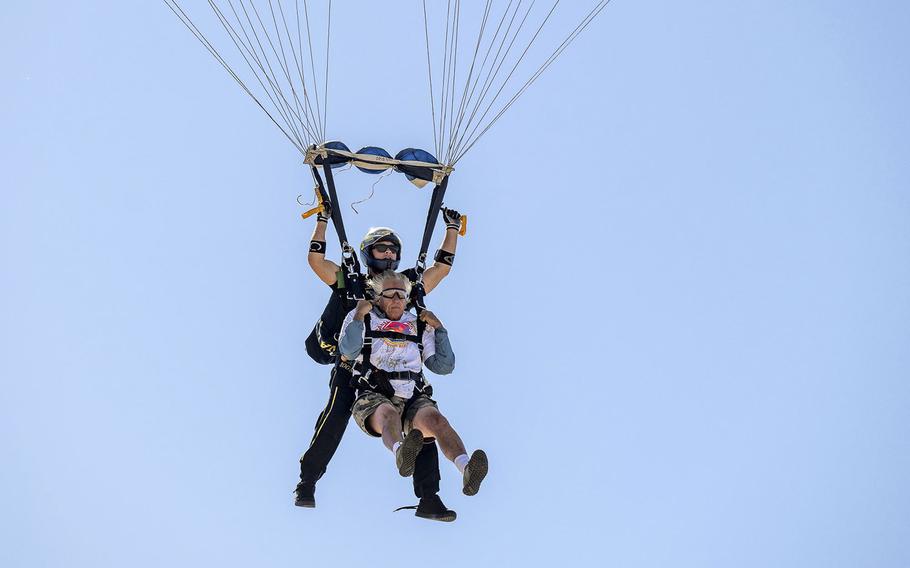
[372,243,400,254]
[378,288,408,300]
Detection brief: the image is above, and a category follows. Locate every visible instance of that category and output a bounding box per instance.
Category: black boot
[294,482,316,508]
[415,494,457,522]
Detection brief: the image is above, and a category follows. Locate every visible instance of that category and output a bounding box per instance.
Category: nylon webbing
[412,175,450,313]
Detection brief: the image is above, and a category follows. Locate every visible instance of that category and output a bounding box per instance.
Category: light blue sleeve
[424,326,455,375]
[338,310,365,360]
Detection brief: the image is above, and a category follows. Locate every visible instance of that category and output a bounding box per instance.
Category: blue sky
[2,1,909,567]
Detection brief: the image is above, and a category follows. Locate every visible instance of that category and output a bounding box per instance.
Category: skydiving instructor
[295,201,464,521]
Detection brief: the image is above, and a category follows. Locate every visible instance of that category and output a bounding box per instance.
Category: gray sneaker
[462,450,488,496]
[396,429,425,477]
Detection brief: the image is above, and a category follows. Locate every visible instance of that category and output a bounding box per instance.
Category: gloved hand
[317,199,333,223]
[441,207,462,231]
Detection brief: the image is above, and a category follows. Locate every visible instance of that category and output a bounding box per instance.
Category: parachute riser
[411,175,451,316]
[309,155,366,302]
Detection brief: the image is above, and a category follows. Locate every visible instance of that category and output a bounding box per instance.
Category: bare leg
[367,403,402,451]
[411,407,466,463]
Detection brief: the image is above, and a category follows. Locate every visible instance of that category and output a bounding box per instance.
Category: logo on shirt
[379,321,414,334]
[377,320,416,348]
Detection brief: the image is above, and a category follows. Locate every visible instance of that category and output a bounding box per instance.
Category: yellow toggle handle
[301,205,324,219]
[301,186,326,220]
[459,214,468,237]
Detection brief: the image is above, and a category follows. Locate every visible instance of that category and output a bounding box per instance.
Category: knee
[423,413,450,433]
[374,404,398,423]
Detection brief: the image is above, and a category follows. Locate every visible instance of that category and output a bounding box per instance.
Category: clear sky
[2,1,909,567]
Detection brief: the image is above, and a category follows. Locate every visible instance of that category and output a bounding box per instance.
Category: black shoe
[294,482,315,508]
[396,429,425,477]
[415,494,457,522]
[462,450,488,496]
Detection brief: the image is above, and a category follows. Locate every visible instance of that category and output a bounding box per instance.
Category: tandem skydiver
[295,202,464,521]
[338,270,488,500]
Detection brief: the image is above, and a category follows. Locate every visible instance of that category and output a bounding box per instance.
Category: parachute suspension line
[301,0,325,142]
[421,0,440,160]
[322,0,332,142]
[453,0,612,163]
[420,0,612,164]
[437,0,455,164]
[162,0,307,155]
[259,0,320,145]
[448,0,558,162]
[445,0,496,166]
[163,0,333,149]
[270,0,321,144]
[218,0,314,145]
[445,0,462,167]
[446,0,536,162]
[254,0,324,142]
[248,0,323,142]
[445,0,525,164]
[209,0,318,145]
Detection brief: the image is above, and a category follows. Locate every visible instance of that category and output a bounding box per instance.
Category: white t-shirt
[339,308,436,399]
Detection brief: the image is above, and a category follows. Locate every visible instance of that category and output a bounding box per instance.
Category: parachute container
[353,146,394,174]
[394,148,439,188]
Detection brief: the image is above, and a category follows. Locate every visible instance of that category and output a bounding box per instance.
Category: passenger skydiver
[295,202,464,522]
[339,270,488,498]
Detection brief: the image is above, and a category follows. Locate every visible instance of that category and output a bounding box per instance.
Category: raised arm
[422,208,462,294]
[308,214,341,285]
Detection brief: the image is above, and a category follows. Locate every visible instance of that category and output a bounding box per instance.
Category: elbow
[436,358,456,375]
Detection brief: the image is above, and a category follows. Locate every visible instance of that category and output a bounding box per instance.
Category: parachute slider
[304,142,454,186]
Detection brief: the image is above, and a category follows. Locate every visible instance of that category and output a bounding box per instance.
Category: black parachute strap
[413,175,451,312]
[356,313,375,385]
[310,162,365,301]
[413,316,429,394]
[415,317,427,356]
[369,330,421,344]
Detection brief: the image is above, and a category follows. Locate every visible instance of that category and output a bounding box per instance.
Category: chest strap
[355,313,431,396]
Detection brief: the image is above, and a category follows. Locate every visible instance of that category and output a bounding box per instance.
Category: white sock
[454,453,470,473]
[392,441,402,455]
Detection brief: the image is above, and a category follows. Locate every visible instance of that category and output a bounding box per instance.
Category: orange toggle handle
[459,214,468,237]
[301,205,325,219]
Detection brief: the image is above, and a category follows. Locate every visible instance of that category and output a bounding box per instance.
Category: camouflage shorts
[351,391,438,437]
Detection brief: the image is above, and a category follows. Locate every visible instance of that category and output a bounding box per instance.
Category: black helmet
[360,227,402,272]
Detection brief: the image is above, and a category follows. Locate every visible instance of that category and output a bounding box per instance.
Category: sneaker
[396,429,425,477]
[462,450,488,496]
[294,482,316,508]
[415,494,457,522]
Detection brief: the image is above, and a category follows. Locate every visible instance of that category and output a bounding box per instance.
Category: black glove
[317,200,332,223]
[441,207,462,231]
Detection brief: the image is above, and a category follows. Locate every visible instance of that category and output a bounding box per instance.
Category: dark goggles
[372,243,400,254]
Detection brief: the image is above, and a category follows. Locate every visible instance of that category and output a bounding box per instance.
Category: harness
[307,146,452,313]
[305,145,453,370]
[353,313,433,399]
